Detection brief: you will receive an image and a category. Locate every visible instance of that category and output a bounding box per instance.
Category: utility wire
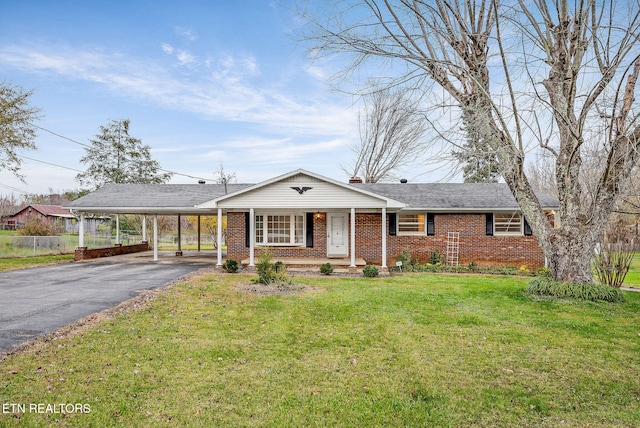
[20,155,85,173]
[0,182,31,195]
[29,122,213,182]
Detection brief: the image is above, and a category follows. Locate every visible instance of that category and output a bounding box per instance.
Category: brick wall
[359,213,545,268]
[226,212,328,261]
[226,211,546,268]
[74,242,149,261]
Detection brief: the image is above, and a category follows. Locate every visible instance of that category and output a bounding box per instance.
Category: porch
[240,256,367,271]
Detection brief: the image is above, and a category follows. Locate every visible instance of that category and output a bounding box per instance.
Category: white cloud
[219,137,348,166]
[161,43,174,54]
[176,49,196,65]
[0,43,356,141]
[174,26,198,41]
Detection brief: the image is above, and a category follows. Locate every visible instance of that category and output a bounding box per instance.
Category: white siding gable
[198,171,403,209]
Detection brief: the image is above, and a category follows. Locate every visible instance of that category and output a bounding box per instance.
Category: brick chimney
[349,176,363,184]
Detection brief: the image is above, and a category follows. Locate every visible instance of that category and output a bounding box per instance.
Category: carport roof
[64,183,252,214]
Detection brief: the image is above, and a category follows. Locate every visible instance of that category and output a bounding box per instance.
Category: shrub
[534,267,552,278]
[255,249,275,285]
[363,265,379,278]
[222,259,238,273]
[423,264,440,272]
[593,237,634,288]
[17,217,55,236]
[468,261,479,272]
[254,249,292,285]
[320,263,333,275]
[527,277,625,303]
[428,250,441,265]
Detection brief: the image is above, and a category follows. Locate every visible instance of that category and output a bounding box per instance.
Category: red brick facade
[359,213,545,268]
[226,212,329,261]
[226,211,545,268]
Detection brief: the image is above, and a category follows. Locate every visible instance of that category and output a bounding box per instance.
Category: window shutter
[306,212,314,247]
[388,213,397,236]
[524,217,532,236]
[245,212,250,247]
[427,213,435,236]
[485,213,494,236]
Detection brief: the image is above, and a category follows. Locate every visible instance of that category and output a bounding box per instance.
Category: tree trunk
[545,231,598,283]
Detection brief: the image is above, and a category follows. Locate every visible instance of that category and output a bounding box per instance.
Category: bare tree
[0,81,41,179]
[345,87,427,182]
[302,0,640,283]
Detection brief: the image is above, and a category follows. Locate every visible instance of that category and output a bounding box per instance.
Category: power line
[0,182,31,195]
[20,155,84,173]
[30,122,212,182]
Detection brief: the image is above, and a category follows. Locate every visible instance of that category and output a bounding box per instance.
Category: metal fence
[0,233,220,258]
[0,235,78,257]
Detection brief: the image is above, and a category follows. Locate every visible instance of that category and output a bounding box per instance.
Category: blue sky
[0,0,385,196]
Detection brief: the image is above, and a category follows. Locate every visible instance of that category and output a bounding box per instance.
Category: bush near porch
[1,273,639,427]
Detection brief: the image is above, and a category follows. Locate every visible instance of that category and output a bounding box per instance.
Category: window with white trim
[494,212,522,234]
[398,214,425,234]
[255,214,305,245]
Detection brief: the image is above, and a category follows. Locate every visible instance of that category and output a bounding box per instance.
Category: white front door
[327,212,348,257]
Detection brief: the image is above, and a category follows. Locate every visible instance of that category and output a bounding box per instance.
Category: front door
[327,212,348,257]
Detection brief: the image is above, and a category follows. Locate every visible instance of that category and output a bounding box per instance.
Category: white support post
[381,208,387,268]
[249,208,255,266]
[177,214,182,254]
[350,208,356,267]
[153,214,158,261]
[115,215,120,244]
[142,216,147,242]
[197,215,201,252]
[78,212,85,248]
[217,208,223,266]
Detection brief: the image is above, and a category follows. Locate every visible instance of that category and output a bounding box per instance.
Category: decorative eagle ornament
[290,186,312,194]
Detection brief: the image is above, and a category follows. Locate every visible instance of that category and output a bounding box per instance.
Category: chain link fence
[0,233,220,258]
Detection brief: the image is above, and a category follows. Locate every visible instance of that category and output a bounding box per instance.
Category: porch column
[249,208,255,266]
[381,208,387,268]
[142,216,147,242]
[115,215,120,244]
[177,214,182,255]
[350,208,356,267]
[78,212,85,248]
[217,208,223,266]
[197,215,201,252]
[153,214,158,261]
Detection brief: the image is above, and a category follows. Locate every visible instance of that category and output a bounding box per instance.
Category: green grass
[622,253,640,287]
[0,254,74,271]
[1,272,639,427]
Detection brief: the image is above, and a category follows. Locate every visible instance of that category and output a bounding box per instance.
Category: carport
[64,182,251,264]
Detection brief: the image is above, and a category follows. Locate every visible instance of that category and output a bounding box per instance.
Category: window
[398,214,425,234]
[494,212,522,234]
[255,214,305,245]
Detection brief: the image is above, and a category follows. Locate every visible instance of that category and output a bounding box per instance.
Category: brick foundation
[74,242,150,261]
[225,211,546,268]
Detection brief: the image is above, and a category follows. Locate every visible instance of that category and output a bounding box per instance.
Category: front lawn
[623,253,640,287]
[0,254,74,272]
[1,273,639,427]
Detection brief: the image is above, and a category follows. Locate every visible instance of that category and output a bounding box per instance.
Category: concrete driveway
[0,251,215,353]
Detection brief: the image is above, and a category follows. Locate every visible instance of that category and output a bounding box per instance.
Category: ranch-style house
[65,169,559,269]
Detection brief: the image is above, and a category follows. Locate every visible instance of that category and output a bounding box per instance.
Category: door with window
[327,212,348,257]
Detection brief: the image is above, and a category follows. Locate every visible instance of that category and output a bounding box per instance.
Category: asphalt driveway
[0,252,212,353]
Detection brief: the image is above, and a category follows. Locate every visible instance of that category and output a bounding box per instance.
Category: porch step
[240,257,367,269]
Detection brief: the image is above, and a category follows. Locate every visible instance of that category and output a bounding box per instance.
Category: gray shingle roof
[65,181,558,213]
[64,183,252,213]
[352,182,558,210]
